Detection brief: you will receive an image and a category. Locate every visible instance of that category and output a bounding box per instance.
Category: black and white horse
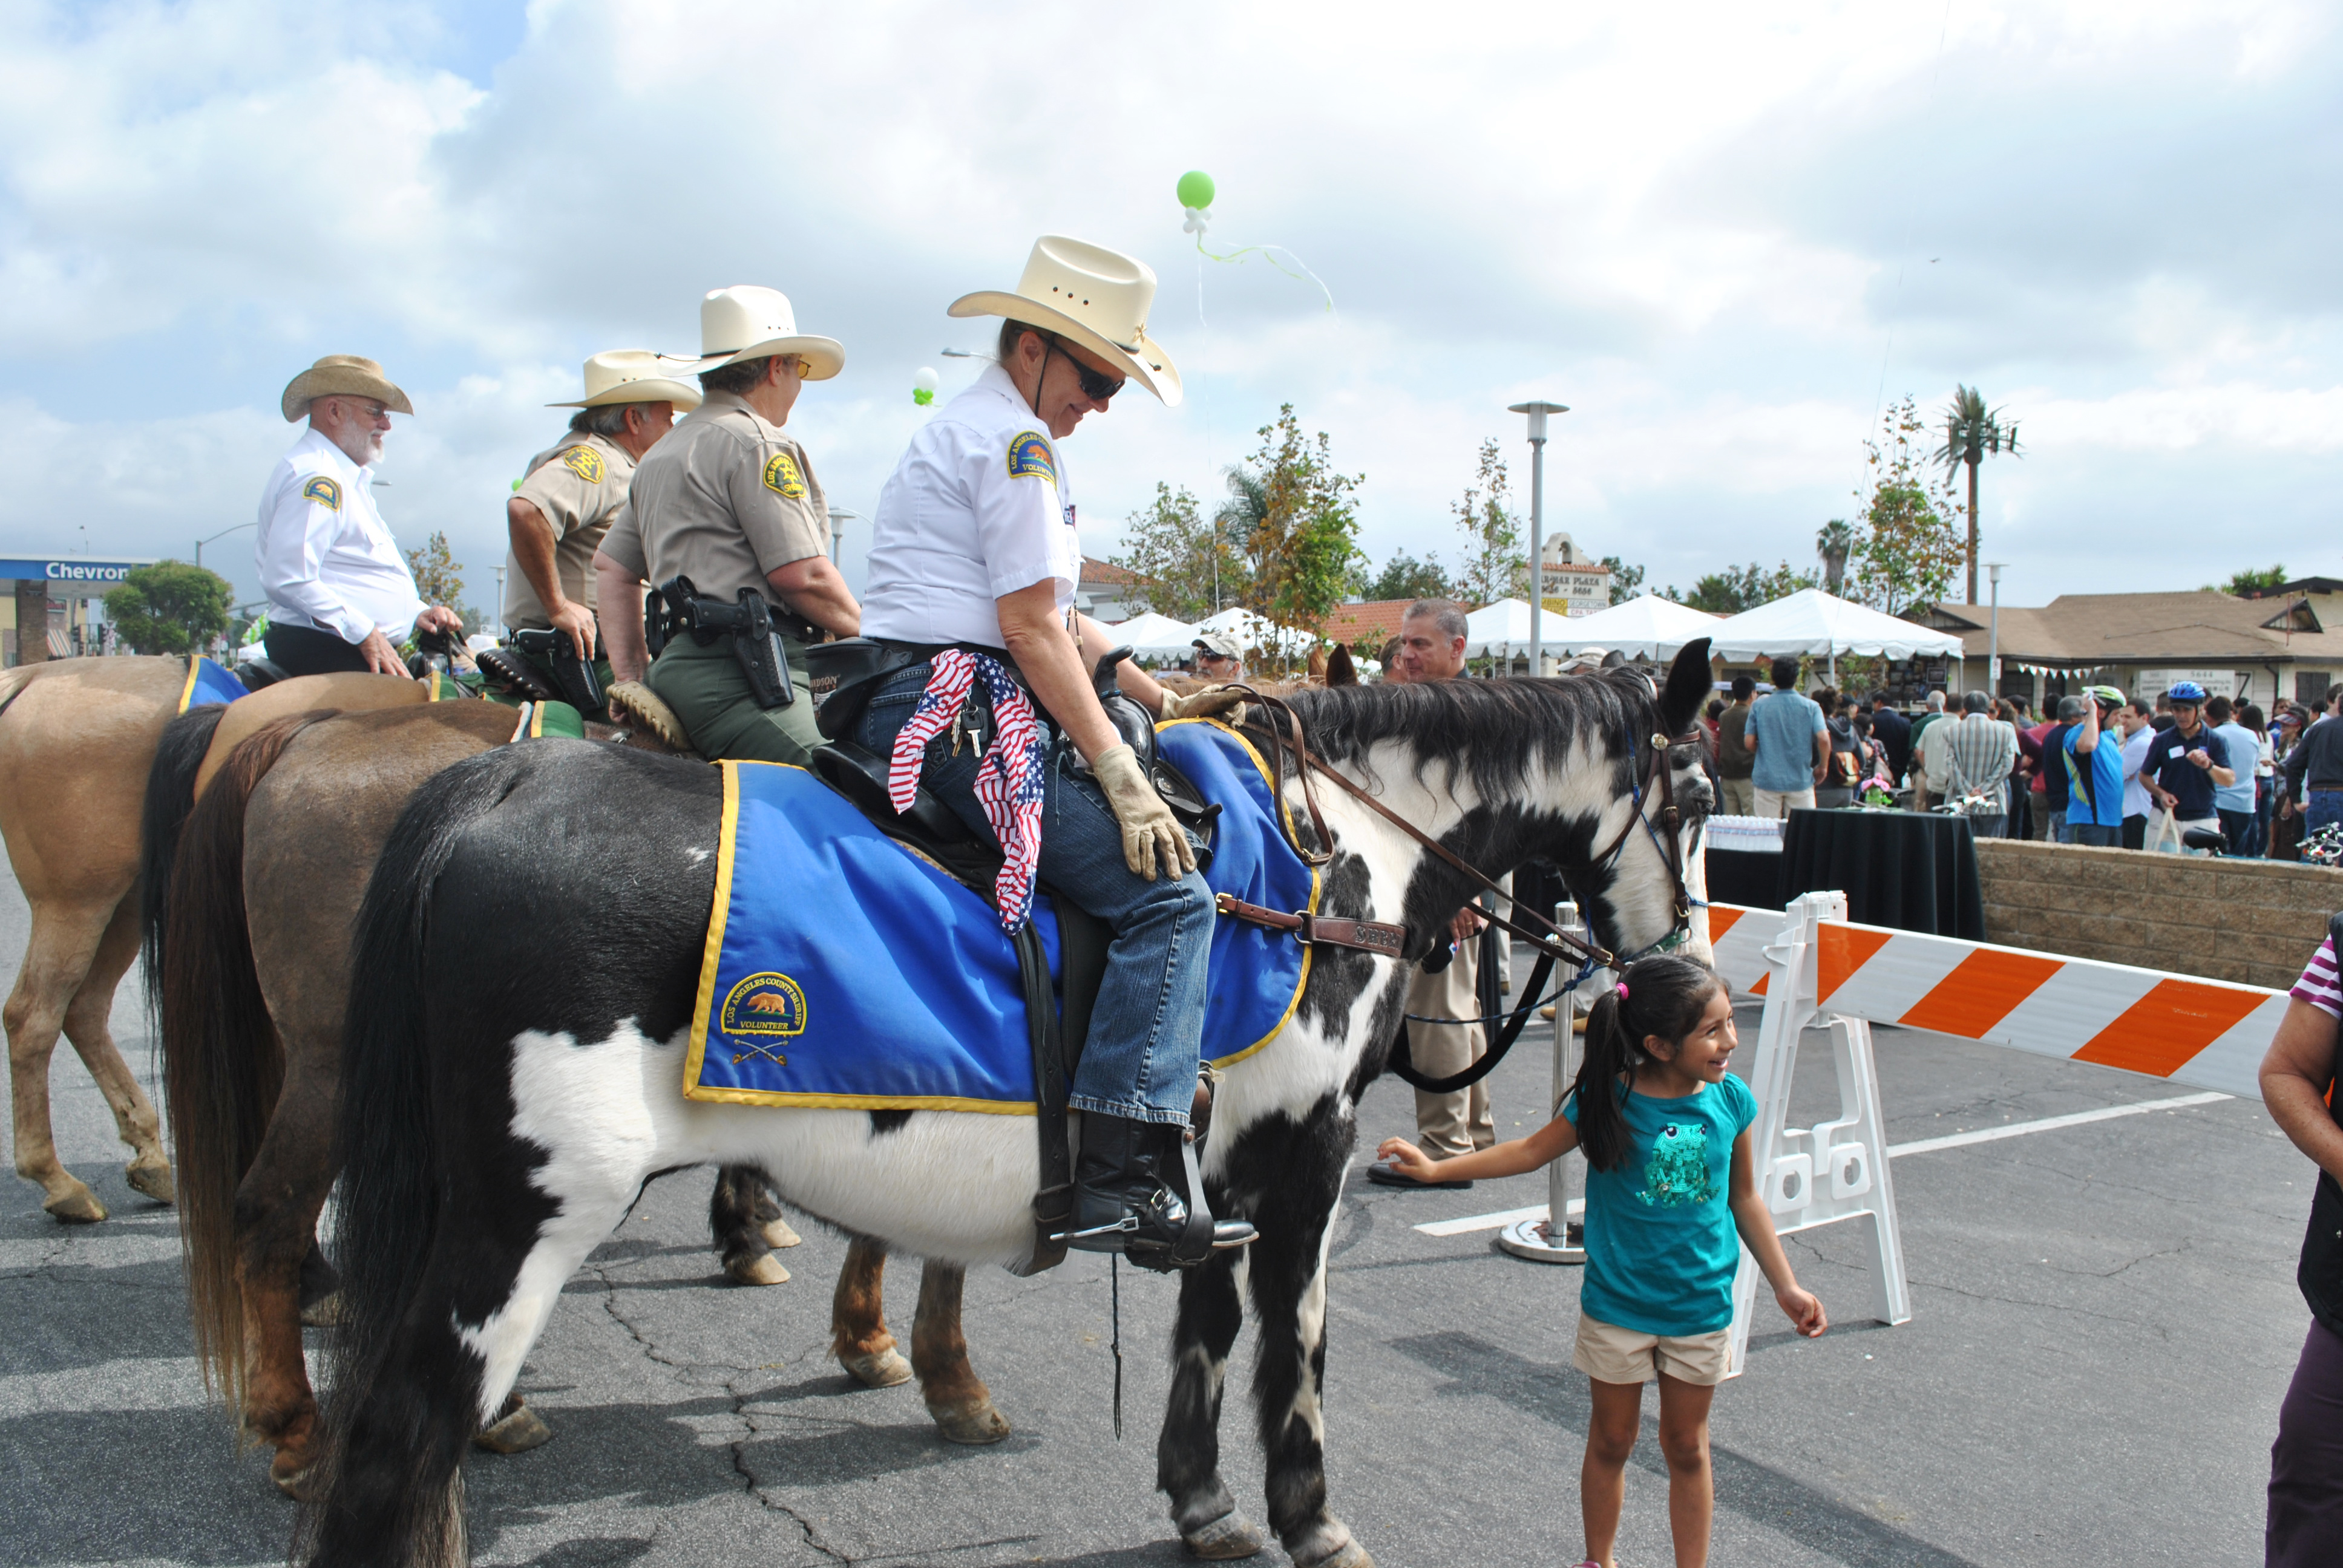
[302,644,1715,1568]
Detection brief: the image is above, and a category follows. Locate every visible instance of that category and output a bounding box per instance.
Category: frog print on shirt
[1637,1122,1715,1207]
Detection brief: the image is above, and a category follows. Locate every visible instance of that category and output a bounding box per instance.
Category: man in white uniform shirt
[256,354,460,676]
[854,237,1250,1267]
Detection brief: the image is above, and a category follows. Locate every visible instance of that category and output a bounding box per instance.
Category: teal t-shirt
[1562,1073,1758,1336]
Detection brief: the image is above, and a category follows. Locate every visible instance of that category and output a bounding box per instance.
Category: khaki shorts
[1572,1312,1731,1387]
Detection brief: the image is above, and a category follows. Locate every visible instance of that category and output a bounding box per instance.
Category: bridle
[1228,685,1702,976]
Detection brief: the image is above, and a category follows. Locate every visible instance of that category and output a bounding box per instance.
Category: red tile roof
[1319,600,1415,648]
[1080,556,1147,587]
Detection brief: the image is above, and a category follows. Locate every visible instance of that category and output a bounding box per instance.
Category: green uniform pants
[646,632,822,765]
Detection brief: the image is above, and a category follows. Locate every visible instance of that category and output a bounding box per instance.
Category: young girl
[1377,954,1827,1568]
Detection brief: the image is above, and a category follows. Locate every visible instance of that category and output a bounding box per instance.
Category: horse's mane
[1273,671,1656,803]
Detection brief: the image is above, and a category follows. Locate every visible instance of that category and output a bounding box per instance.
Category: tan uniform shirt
[624,390,829,605]
[503,431,635,630]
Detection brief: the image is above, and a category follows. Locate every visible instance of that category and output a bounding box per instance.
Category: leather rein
[1225,684,1700,975]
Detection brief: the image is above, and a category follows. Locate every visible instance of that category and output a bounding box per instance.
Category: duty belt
[649,575,811,710]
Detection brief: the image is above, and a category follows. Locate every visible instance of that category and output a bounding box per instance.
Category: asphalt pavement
[0,857,2316,1566]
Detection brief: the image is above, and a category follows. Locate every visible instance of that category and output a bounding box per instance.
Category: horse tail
[303,748,532,1568]
[0,663,38,723]
[137,704,230,1023]
[157,710,333,1405]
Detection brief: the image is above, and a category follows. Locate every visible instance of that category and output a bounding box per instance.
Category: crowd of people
[1696,656,2333,858]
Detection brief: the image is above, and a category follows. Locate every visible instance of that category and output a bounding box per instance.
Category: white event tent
[1461,598,1533,659]
[1708,588,1965,675]
[1195,606,1313,652]
[1103,611,1201,659]
[1549,596,1723,661]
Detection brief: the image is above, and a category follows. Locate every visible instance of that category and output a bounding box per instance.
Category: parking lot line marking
[1884,1090,2231,1158]
[1414,1204,1547,1238]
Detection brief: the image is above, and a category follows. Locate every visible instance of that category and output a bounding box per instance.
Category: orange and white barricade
[1713,891,2284,1377]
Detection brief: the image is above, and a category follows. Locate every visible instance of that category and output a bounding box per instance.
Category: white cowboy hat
[547,350,705,411]
[281,354,413,422]
[687,286,844,381]
[948,235,1182,407]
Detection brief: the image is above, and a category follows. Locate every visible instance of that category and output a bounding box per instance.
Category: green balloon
[1176,169,1216,211]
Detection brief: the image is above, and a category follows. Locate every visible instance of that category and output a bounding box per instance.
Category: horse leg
[912,1260,1009,1445]
[58,892,172,1203]
[709,1163,791,1285]
[4,900,115,1221]
[831,1233,911,1387]
[1158,1247,1268,1558]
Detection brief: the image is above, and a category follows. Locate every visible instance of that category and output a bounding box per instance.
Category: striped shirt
[2293,937,2342,1021]
[1942,714,2019,812]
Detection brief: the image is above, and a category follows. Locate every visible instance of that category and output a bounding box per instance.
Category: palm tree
[1213,466,1269,616]
[1934,385,2020,605]
[1815,519,1855,595]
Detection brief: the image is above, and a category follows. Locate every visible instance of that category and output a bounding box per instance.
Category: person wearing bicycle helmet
[2061,685,2129,847]
[2141,681,2234,851]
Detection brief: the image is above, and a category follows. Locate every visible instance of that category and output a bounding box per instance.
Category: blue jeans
[2307,791,2343,838]
[2218,807,2258,858]
[856,665,1212,1126]
[2063,821,2121,848]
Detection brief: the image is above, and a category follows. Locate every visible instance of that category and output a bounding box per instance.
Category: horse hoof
[840,1348,913,1388]
[930,1399,1011,1445]
[473,1402,554,1454]
[727,1251,790,1287]
[761,1216,802,1249]
[1182,1512,1267,1558]
[43,1183,106,1224]
[1291,1537,1372,1568]
[125,1156,175,1205]
[300,1291,345,1328]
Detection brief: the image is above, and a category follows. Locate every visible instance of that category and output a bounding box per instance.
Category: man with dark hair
[1868,688,1912,791]
[2284,691,2343,840]
[2207,695,2261,854]
[2141,681,2233,850]
[1715,674,1757,815]
[2120,699,2157,848]
[2039,694,2083,841]
[1746,656,1827,818]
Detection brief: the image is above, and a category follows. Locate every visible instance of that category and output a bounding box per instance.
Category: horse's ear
[1307,645,1329,682]
[1659,638,1712,736]
[1325,644,1358,687]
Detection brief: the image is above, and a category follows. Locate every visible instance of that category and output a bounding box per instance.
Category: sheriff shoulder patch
[763,451,807,500]
[301,475,342,511]
[561,444,606,484]
[1006,430,1057,485]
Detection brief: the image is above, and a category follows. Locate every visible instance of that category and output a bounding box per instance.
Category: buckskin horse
[301,644,1715,1567]
[150,697,1013,1497]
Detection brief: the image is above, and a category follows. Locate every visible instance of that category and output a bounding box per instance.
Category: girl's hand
[1374,1137,1438,1181]
[1776,1283,1827,1338]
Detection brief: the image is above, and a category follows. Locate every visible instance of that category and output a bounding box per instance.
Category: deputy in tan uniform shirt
[622,286,859,765]
[505,351,701,696]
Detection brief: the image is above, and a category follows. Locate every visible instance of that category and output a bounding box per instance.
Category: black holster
[655,575,798,710]
[510,629,605,713]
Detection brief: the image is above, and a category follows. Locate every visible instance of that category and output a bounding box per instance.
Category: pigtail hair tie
[1614,981,1630,1000]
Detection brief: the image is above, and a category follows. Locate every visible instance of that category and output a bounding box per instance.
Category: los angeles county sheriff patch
[763,452,807,499]
[560,444,606,484]
[301,475,342,511]
[718,970,806,1067]
[1006,431,1057,486]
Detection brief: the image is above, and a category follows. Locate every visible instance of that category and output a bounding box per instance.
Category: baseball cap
[1193,632,1242,660]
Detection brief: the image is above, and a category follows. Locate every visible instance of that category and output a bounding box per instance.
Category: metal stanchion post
[1499,901,1587,1264]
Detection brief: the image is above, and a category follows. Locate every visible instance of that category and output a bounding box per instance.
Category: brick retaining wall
[1973,838,2339,990]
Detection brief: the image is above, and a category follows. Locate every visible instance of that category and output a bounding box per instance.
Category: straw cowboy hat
[688,287,844,381]
[548,350,705,411]
[281,354,413,422]
[949,235,1182,406]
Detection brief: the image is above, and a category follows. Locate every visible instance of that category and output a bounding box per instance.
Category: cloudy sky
[1,0,2333,616]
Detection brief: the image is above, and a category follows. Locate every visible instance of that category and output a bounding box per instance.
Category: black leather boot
[1066,1114,1256,1270]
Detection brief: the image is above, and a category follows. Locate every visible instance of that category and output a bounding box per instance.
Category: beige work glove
[1157,685,1248,726]
[1092,743,1197,881]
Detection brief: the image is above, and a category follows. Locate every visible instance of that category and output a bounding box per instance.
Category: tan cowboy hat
[687,287,844,381]
[548,350,705,411]
[949,235,1182,407]
[281,354,413,422]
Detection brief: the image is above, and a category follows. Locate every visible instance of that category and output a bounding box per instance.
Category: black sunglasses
[1043,335,1123,402]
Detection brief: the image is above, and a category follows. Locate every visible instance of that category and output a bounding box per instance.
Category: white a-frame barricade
[1710,890,2283,1379]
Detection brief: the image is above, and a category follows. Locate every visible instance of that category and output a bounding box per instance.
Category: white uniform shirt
[862,362,1079,647]
[255,428,427,644]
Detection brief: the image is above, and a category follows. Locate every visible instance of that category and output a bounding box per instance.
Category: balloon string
[1193,238,1337,314]
[1196,249,1208,330]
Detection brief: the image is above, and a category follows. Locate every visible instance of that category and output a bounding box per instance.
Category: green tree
[1450,439,1526,606]
[1224,406,1365,665]
[1112,483,1240,623]
[1815,519,1855,594]
[403,531,482,632]
[1854,397,1967,615]
[1363,549,1454,603]
[102,560,234,655]
[1662,561,1818,615]
[2209,564,2289,596]
[1933,384,2020,605]
[1601,555,1645,606]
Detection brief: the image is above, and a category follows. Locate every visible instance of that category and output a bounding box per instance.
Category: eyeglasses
[1044,336,1122,402]
[1196,649,1237,664]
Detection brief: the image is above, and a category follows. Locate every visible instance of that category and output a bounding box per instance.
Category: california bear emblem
[1636,1122,1714,1208]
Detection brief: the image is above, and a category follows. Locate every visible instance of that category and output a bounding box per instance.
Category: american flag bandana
[888,648,1051,932]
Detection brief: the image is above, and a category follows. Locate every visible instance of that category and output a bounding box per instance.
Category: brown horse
[156,702,1006,1495]
[0,656,430,1222]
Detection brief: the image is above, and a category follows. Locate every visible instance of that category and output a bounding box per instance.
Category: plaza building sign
[1535,532,1611,619]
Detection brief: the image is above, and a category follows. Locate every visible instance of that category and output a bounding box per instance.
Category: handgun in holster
[657,575,795,710]
[510,628,605,713]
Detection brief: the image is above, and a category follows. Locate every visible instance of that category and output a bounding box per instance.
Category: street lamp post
[827,506,863,563]
[194,521,254,570]
[1986,562,2005,697]
[1507,401,1568,676]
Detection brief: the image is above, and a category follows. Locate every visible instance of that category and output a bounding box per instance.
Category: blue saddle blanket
[179,656,248,713]
[683,719,1319,1112]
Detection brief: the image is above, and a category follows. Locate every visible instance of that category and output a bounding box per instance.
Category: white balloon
[913,365,940,393]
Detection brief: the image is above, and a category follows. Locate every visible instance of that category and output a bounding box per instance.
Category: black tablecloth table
[1777,809,1985,939]
[1703,847,1783,910]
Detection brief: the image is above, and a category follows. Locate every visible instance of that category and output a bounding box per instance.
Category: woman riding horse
[855,235,1252,1263]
